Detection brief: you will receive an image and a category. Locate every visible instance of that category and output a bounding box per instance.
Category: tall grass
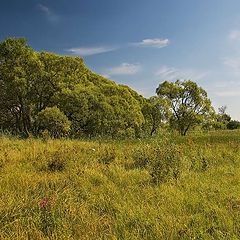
[1,131,240,239]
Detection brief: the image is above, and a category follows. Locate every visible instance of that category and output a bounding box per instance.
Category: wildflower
[39,197,49,209]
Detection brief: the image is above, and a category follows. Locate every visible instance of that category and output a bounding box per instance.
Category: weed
[98,145,116,165]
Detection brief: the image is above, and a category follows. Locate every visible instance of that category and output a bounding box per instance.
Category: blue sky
[1,0,240,119]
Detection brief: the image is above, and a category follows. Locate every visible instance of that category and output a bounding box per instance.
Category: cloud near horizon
[103,63,141,77]
[66,46,117,56]
[133,38,170,48]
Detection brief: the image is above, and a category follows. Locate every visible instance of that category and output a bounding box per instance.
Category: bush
[98,145,116,165]
[36,107,71,138]
[132,144,157,169]
[47,151,67,172]
[132,141,182,183]
[149,143,182,184]
[227,120,240,130]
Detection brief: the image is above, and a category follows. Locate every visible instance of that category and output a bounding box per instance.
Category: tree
[216,106,231,129]
[227,120,240,130]
[0,38,41,135]
[142,96,170,136]
[57,85,144,138]
[156,80,213,135]
[0,38,147,139]
[35,107,71,138]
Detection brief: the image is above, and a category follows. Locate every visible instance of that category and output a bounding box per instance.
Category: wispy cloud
[66,37,170,57]
[155,65,207,81]
[66,46,117,56]
[229,30,240,41]
[133,38,170,48]
[103,63,141,77]
[37,4,59,23]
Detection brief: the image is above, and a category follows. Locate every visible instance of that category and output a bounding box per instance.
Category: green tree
[0,38,40,135]
[215,106,231,129]
[0,38,145,139]
[36,107,71,138]
[57,85,144,138]
[156,80,213,135]
[227,120,240,130]
[142,96,170,136]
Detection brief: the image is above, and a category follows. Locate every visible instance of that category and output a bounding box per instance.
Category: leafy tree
[227,120,240,130]
[0,38,40,135]
[142,96,170,136]
[57,85,144,138]
[35,107,71,138]
[156,80,213,135]
[215,106,231,129]
[0,38,145,139]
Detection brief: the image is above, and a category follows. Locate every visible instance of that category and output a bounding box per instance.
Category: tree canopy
[0,38,145,138]
[0,38,229,138]
[156,80,213,135]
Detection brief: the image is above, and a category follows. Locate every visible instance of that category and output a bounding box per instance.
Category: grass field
[1,131,240,239]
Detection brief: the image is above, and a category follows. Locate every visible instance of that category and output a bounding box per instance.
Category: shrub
[36,107,71,138]
[132,142,182,183]
[149,143,182,184]
[132,144,157,169]
[227,120,240,130]
[98,145,116,165]
[47,151,67,172]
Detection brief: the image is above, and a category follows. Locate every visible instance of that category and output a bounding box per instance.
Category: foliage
[132,140,182,183]
[0,38,145,138]
[36,107,71,138]
[156,80,213,135]
[227,120,240,130]
[142,96,170,136]
[215,105,231,129]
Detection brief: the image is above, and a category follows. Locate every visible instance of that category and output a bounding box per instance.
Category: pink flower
[39,197,49,209]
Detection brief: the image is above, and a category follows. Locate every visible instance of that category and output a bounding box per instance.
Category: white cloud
[37,4,59,23]
[229,30,240,41]
[66,46,117,56]
[66,38,170,57]
[133,38,170,48]
[103,63,141,77]
[155,65,207,81]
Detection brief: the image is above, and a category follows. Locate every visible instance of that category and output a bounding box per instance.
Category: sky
[1,0,240,119]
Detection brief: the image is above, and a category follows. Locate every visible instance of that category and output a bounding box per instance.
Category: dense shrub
[132,141,182,183]
[36,107,71,138]
[227,120,240,130]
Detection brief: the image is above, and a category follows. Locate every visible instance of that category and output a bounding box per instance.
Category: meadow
[1,131,240,239]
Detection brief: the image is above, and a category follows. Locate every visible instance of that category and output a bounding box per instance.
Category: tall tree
[156,80,213,135]
[0,38,40,135]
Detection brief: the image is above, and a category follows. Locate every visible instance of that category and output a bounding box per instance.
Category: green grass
[1,131,240,239]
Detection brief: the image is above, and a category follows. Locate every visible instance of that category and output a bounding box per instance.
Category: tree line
[0,38,239,138]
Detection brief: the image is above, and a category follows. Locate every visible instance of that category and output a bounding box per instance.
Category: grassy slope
[0,131,240,239]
